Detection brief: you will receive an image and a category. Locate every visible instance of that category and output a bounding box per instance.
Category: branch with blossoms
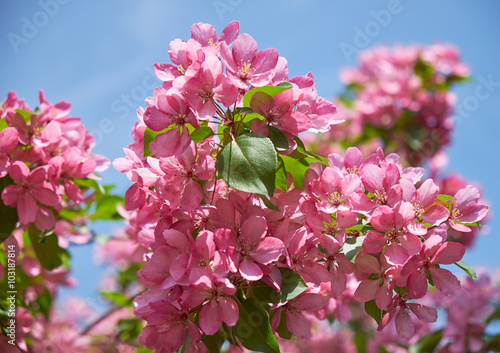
[0,91,129,351]
[307,43,470,168]
[111,21,490,353]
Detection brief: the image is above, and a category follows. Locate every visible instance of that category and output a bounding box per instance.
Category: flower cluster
[114,22,488,353]
[1,90,108,232]
[311,44,469,167]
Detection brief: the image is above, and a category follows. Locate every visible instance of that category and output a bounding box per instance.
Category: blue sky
[1,1,499,306]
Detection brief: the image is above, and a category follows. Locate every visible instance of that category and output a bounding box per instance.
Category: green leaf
[201,330,225,353]
[90,195,124,221]
[218,133,277,196]
[101,291,132,306]
[0,176,19,243]
[267,126,289,151]
[242,83,293,108]
[0,118,9,131]
[28,225,64,270]
[275,158,288,192]
[353,332,367,353]
[410,329,443,353]
[73,178,106,198]
[486,305,500,324]
[279,155,309,189]
[188,126,214,143]
[454,260,477,279]
[252,268,308,304]
[33,289,52,319]
[275,310,292,340]
[292,137,328,165]
[258,194,280,212]
[454,220,482,230]
[364,299,385,325]
[345,224,375,232]
[436,194,454,202]
[234,298,280,353]
[117,318,144,341]
[14,108,34,122]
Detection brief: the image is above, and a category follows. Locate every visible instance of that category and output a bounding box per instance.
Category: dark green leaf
[0,176,19,243]
[258,194,280,212]
[234,298,280,353]
[353,332,367,353]
[117,318,144,341]
[33,289,52,319]
[28,225,64,270]
[242,83,292,108]
[364,300,385,325]
[275,310,292,340]
[454,260,477,279]
[411,329,443,353]
[218,133,277,196]
[292,137,328,165]
[275,158,288,192]
[486,305,500,324]
[267,126,289,151]
[201,330,225,353]
[252,268,308,304]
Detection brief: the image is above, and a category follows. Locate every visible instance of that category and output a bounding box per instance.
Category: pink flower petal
[432,241,465,265]
[219,297,238,327]
[354,279,379,302]
[431,268,461,296]
[408,303,437,323]
[363,231,386,254]
[151,127,191,158]
[406,270,428,299]
[285,311,311,340]
[199,301,221,335]
[250,237,284,265]
[395,308,414,340]
[240,216,267,246]
[18,194,37,224]
[239,258,263,281]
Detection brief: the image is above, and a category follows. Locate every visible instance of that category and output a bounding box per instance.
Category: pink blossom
[448,185,489,232]
[220,33,279,88]
[401,231,464,298]
[214,215,284,281]
[143,90,198,157]
[190,21,239,51]
[2,161,58,227]
[182,268,238,335]
[250,88,311,136]
[378,294,437,340]
[271,291,327,340]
